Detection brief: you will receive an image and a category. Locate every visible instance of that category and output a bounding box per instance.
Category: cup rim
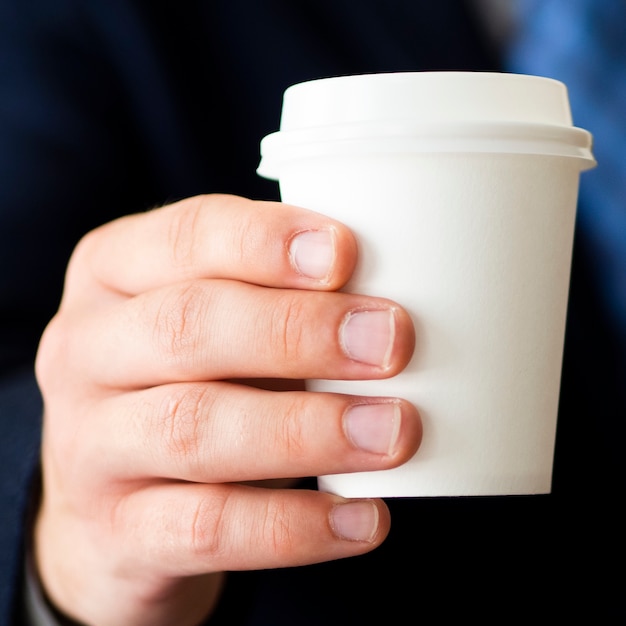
[258,120,596,180]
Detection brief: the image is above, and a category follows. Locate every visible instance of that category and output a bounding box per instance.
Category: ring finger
[79,382,422,484]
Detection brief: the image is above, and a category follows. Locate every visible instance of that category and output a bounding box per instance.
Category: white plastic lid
[258,72,596,178]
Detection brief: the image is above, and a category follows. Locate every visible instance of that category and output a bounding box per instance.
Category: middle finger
[73,279,415,388]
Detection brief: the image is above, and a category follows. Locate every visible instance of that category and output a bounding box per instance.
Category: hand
[34,194,421,626]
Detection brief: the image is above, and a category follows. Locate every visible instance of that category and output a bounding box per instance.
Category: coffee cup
[258,71,595,497]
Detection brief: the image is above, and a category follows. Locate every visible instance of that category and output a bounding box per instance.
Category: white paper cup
[258,72,595,497]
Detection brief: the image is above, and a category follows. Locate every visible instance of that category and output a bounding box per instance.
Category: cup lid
[258,72,596,179]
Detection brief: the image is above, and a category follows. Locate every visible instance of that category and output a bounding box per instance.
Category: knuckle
[184,491,297,565]
[232,206,274,268]
[35,314,75,395]
[64,222,118,292]
[187,491,231,561]
[275,396,306,462]
[228,205,258,267]
[34,316,62,389]
[152,282,206,370]
[203,193,271,270]
[260,494,295,559]
[67,226,101,271]
[268,294,307,363]
[155,386,214,470]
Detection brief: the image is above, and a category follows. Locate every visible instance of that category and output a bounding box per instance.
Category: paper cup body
[258,72,595,497]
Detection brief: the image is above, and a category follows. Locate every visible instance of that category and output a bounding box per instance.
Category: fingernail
[344,402,401,456]
[330,501,379,542]
[340,309,395,368]
[289,229,335,282]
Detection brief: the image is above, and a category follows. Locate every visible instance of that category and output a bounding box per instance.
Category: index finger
[66,194,358,298]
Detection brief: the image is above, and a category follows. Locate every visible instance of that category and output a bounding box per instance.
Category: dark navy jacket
[1,1,624,623]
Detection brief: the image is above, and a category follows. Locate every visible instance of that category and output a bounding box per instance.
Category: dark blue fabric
[0,0,624,623]
[507,8,626,616]
[508,0,626,361]
[0,371,41,623]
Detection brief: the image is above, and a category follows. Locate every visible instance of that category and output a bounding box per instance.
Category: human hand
[34,194,421,626]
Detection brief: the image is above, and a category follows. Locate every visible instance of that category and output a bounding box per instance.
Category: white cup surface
[258,72,595,497]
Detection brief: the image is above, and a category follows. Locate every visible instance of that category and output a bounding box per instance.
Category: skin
[34,194,421,626]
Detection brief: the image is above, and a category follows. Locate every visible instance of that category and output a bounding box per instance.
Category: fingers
[34,193,420,623]
[80,383,422,483]
[62,280,415,388]
[114,483,391,576]
[65,194,358,301]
